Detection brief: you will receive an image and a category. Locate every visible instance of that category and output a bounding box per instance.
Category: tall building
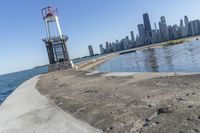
[88,45,94,56]
[172,24,180,39]
[180,19,186,37]
[105,42,109,53]
[130,31,135,41]
[154,23,161,42]
[159,16,169,41]
[138,24,145,44]
[188,21,195,36]
[180,19,184,27]
[143,13,152,38]
[184,16,189,36]
[99,44,104,54]
[168,25,174,40]
[192,20,200,35]
[151,30,158,43]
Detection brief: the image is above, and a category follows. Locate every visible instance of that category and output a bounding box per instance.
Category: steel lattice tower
[42,7,72,71]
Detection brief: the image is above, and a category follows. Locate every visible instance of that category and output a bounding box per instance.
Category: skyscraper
[154,23,161,42]
[138,24,145,44]
[184,16,189,36]
[192,20,200,35]
[168,25,174,40]
[159,16,169,41]
[88,45,94,56]
[130,31,135,41]
[188,21,195,36]
[180,19,186,37]
[99,44,104,54]
[143,13,152,38]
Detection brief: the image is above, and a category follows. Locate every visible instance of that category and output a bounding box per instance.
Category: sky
[1,0,200,75]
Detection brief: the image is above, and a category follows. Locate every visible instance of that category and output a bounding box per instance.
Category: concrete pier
[37,70,200,133]
[0,76,101,133]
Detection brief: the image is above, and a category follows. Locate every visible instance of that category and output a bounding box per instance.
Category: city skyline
[92,13,200,55]
[2,0,200,75]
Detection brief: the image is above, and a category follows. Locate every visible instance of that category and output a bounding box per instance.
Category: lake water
[0,67,48,104]
[96,41,200,72]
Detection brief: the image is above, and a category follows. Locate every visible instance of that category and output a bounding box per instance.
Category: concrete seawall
[0,76,102,133]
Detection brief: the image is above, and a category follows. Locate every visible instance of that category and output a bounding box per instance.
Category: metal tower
[42,6,72,71]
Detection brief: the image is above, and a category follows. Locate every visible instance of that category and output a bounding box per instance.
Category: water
[96,41,200,73]
[0,66,48,104]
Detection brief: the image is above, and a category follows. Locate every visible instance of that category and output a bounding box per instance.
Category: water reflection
[96,40,200,72]
[143,49,159,72]
[162,47,174,71]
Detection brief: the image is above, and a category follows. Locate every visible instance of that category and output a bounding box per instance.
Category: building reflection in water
[162,47,174,71]
[143,49,159,72]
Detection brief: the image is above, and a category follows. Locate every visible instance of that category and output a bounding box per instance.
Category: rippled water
[96,41,200,72]
[0,67,48,104]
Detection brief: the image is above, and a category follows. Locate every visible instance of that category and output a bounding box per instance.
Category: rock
[157,107,171,114]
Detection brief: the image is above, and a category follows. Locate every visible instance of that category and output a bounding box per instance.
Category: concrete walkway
[0,76,101,133]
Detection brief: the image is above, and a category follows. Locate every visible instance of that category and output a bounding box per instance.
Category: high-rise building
[138,24,145,44]
[168,25,174,40]
[99,44,104,54]
[180,19,186,37]
[184,16,189,36]
[159,16,169,41]
[188,21,195,36]
[154,23,161,42]
[88,45,94,56]
[151,30,158,43]
[143,13,152,38]
[130,31,135,41]
[180,19,184,27]
[192,20,200,35]
[172,24,180,39]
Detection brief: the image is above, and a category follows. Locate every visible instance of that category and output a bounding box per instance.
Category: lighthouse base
[48,62,72,72]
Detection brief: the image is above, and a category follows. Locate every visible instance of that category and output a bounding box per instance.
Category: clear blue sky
[1,0,200,75]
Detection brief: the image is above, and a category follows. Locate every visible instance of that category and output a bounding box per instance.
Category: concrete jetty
[37,70,200,133]
[0,76,102,133]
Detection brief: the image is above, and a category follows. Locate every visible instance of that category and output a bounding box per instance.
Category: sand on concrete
[0,76,102,133]
[37,70,200,133]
